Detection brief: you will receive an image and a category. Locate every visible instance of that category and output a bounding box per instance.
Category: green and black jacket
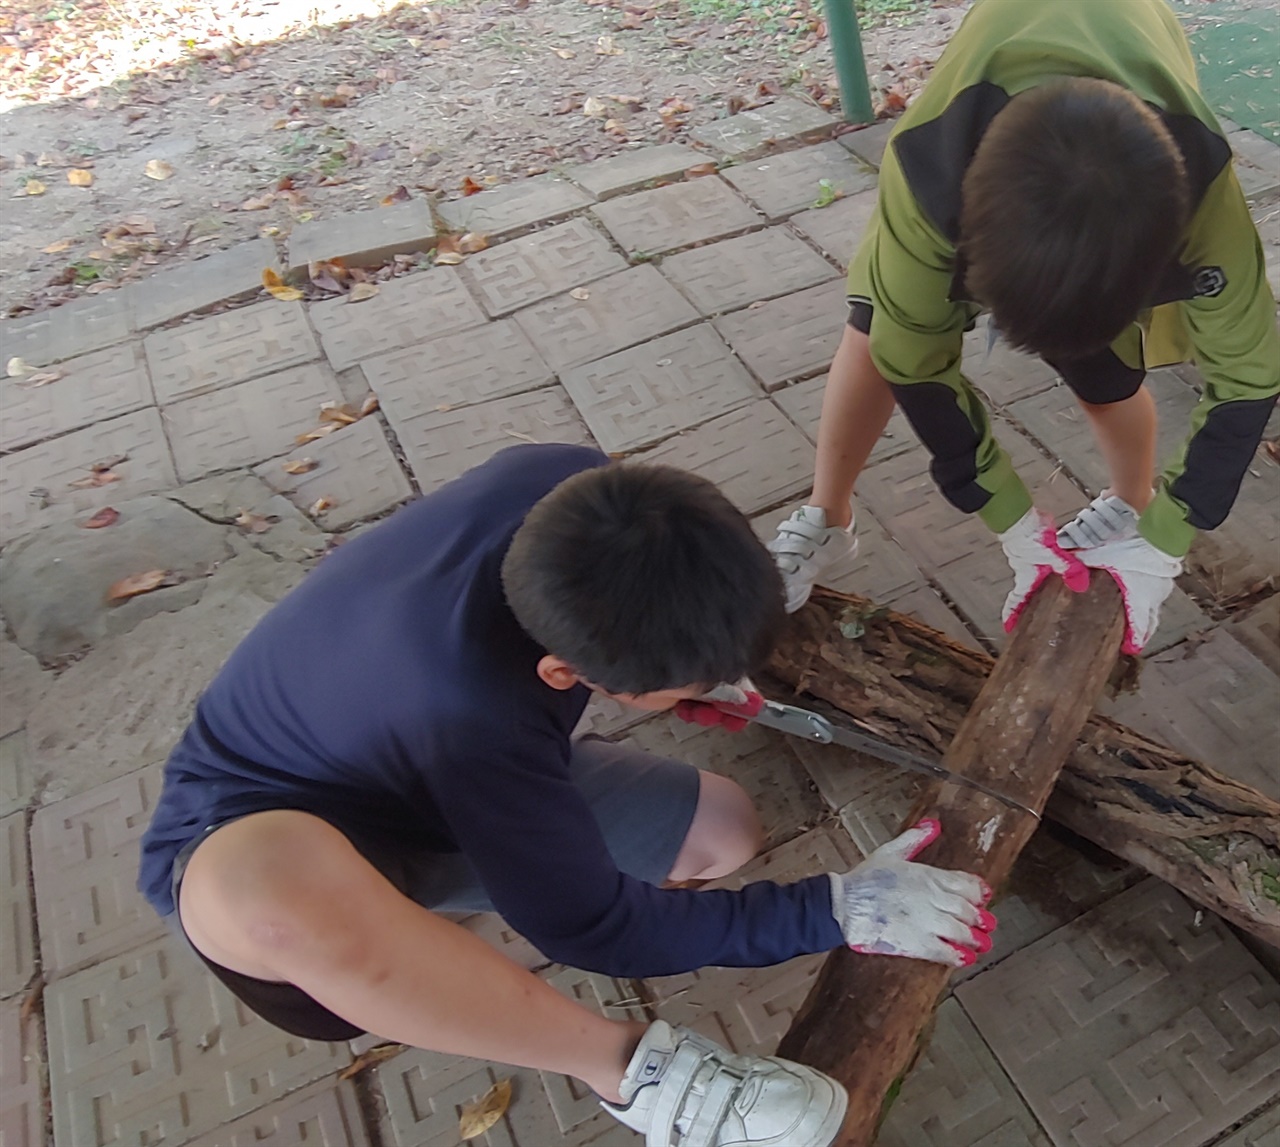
[848,0,1279,556]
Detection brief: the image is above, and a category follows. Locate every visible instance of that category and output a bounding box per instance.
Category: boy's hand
[999,507,1089,632]
[1073,536,1181,654]
[675,680,764,733]
[829,819,997,967]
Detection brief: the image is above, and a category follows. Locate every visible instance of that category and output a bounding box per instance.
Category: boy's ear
[537,655,583,692]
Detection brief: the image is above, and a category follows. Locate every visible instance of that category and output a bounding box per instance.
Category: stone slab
[287,199,435,273]
[311,267,487,371]
[183,1078,370,1147]
[364,320,555,418]
[956,879,1280,1147]
[168,472,329,564]
[786,187,878,270]
[0,635,49,740]
[771,374,919,464]
[0,812,34,1001]
[514,265,698,371]
[719,141,876,221]
[0,291,134,368]
[44,932,350,1147]
[134,238,280,329]
[637,400,813,515]
[393,386,595,494]
[1216,1100,1280,1147]
[0,731,36,820]
[0,407,178,546]
[145,300,320,404]
[436,175,594,238]
[713,279,847,389]
[964,320,1062,406]
[459,217,627,316]
[690,96,836,159]
[254,417,412,530]
[590,177,760,257]
[31,763,166,978]
[566,143,705,199]
[1227,595,1280,677]
[163,362,345,482]
[837,119,893,168]
[659,227,838,316]
[0,997,43,1147]
[560,324,760,452]
[0,341,153,452]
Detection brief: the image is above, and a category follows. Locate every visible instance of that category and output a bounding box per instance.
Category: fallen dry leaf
[91,454,129,472]
[144,159,175,180]
[18,977,44,1028]
[1264,440,1280,464]
[684,162,718,178]
[381,185,411,205]
[435,250,464,265]
[347,282,380,302]
[19,369,66,387]
[460,1079,513,1141]
[283,457,319,475]
[552,47,575,58]
[583,95,607,118]
[458,232,489,254]
[67,168,94,187]
[308,497,335,516]
[320,401,360,425]
[24,179,47,196]
[106,569,169,604]
[6,356,32,377]
[659,97,693,119]
[569,287,591,300]
[296,424,339,444]
[240,192,276,211]
[80,507,120,529]
[67,470,121,488]
[339,1043,408,1080]
[461,175,484,196]
[234,508,277,534]
[360,393,380,416]
[42,238,75,254]
[595,34,623,55]
[262,268,304,301]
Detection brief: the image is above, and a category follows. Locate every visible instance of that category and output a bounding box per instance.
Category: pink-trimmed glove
[1073,536,1181,654]
[999,507,1089,632]
[674,679,764,733]
[830,819,997,967]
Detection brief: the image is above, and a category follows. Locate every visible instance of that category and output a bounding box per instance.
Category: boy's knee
[675,772,763,881]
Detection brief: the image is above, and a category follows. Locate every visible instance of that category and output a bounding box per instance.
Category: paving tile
[713,279,847,389]
[786,187,878,269]
[1254,203,1280,300]
[1235,155,1280,206]
[0,407,178,545]
[514,266,698,371]
[287,199,435,273]
[146,300,320,404]
[364,320,555,417]
[254,417,413,530]
[964,320,1062,406]
[0,341,153,452]
[30,763,165,978]
[956,879,1280,1147]
[44,932,351,1147]
[436,175,594,238]
[134,238,280,329]
[658,227,838,316]
[0,637,49,741]
[183,1078,371,1147]
[772,373,921,467]
[0,997,43,1147]
[837,119,894,168]
[877,584,983,648]
[565,143,705,199]
[0,730,36,819]
[1227,595,1280,677]
[459,218,627,316]
[690,96,837,159]
[451,911,547,972]
[312,268,488,371]
[560,324,760,452]
[0,291,134,368]
[719,141,876,221]
[590,177,760,256]
[392,387,595,494]
[573,698,655,739]
[1215,1099,1280,1147]
[0,813,34,1001]
[163,362,344,482]
[637,400,813,515]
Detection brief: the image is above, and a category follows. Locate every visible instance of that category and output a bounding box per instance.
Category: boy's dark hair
[502,462,786,696]
[960,77,1189,361]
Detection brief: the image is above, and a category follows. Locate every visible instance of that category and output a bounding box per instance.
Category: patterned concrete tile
[786,187,878,270]
[287,199,435,273]
[0,290,133,368]
[1227,596,1280,677]
[451,912,547,972]
[658,227,838,316]
[312,268,487,371]
[0,997,43,1147]
[772,373,920,464]
[573,698,655,739]
[145,300,320,404]
[837,120,893,168]
[44,932,350,1147]
[0,637,49,741]
[560,324,760,452]
[30,763,165,978]
[183,1078,370,1147]
[719,142,876,221]
[956,879,1280,1147]
[514,266,698,371]
[0,407,178,545]
[134,238,280,329]
[393,387,595,494]
[964,322,1061,407]
[255,417,413,530]
[1215,1099,1280,1147]
[459,218,627,316]
[637,400,813,515]
[713,279,847,389]
[590,178,760,257]
[0,813,34,1001]
[163,362,344,482]
[690,96,836,159]
[436,175,594,238]
[0,341,152,452]
[364,320,555,417]
[0,730,36,819]
[565,143,704,199]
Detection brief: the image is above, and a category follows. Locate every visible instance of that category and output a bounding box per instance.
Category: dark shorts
[169,736,701,1041]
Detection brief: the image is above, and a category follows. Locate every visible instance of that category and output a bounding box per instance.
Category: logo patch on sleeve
[1192,266,1227,297]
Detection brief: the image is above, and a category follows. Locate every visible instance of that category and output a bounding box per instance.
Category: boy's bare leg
[809,325,898,528]
[179,810,646,1103]
[666,771,763,882]
[1076,386,1157,511]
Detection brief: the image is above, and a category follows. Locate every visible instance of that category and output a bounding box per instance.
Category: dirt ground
[0,0,969,316]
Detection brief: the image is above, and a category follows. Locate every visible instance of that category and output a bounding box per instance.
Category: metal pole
[823,0,875,124]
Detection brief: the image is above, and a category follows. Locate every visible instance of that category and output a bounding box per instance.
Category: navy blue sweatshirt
[138,444,842,977]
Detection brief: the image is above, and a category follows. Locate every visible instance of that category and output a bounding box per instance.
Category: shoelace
[1059,496,1136,549]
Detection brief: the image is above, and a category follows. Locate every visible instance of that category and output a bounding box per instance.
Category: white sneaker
[1056,494,1142,550]
[602,1020,847,1147]
[767,506,858,613]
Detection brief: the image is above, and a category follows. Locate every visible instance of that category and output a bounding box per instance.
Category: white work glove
[999,507,1089,632]
[1073,536,1181,654]
[829,819,997,968]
